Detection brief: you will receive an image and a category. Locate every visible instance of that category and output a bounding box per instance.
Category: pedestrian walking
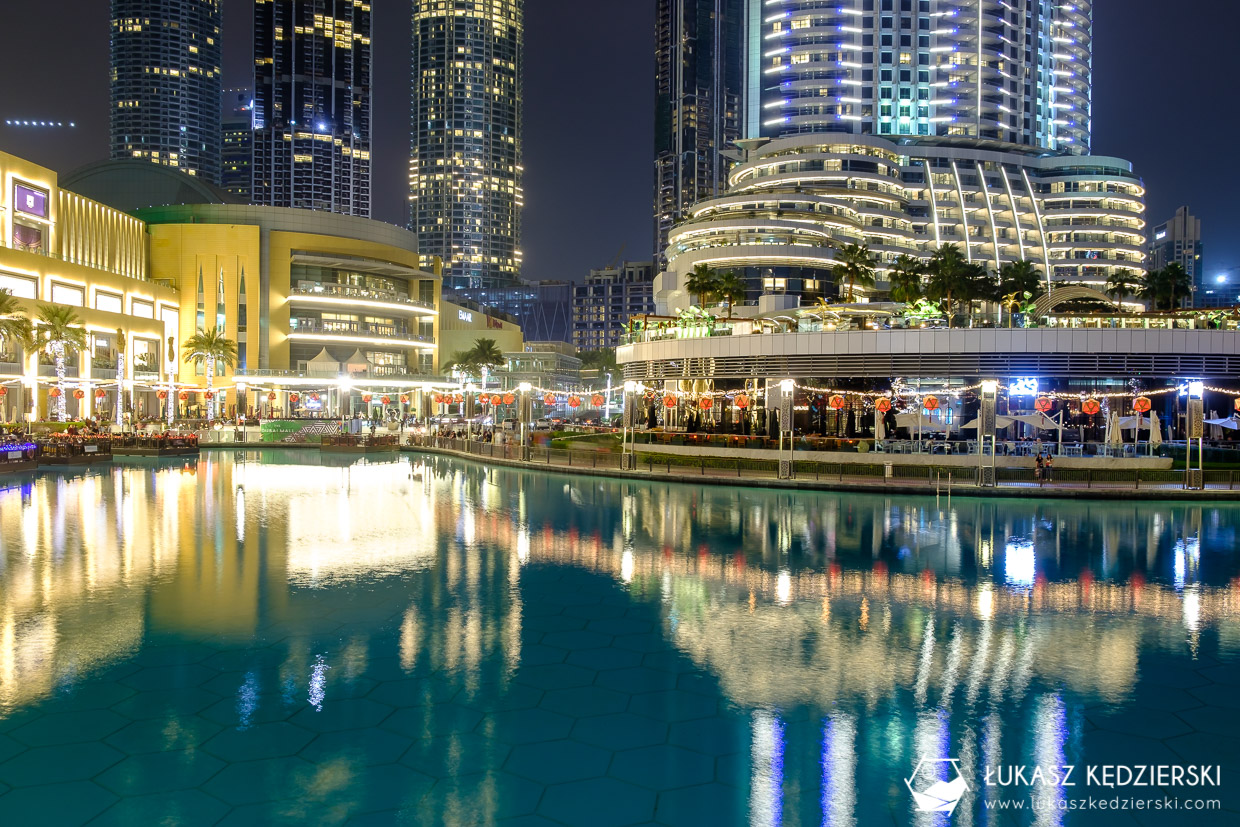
[1035,453,1045,485]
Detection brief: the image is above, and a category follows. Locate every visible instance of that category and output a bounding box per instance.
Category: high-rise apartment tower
[409,0,524,292]
[252,0,372,217]
[654,0,745,268]
[110,0,223,184]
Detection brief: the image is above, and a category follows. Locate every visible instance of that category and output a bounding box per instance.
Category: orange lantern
[95,388,107,399]
[503,393,515,405]
[568,395,582,408]
[452,394,463,404]
[875,398,892,413]
[663,394,677,409]
[922,395,939,411]
[311,393,320,402]
[591,394,605,407]
[49,387,62,398]
[433,393,443,403]
[205,391,215,401]
[1133,396,1152,413]
[0,387,6,398]
[381,395,391,405]
[290,393,300,403]
[492,394,504,405]
[362,394,372,403]
[828,394,846,410]
[544,393,556,405]
[73,389,85,400]
[1082,398,1101,416]
[157,390,168,400]
[1234,397,1240,413]
[185,392,194,402]
[400,394,410,404]
[699,397,713,411]
[1034,396,1053,413]
[735,393,750,409]
[267,392,276,401]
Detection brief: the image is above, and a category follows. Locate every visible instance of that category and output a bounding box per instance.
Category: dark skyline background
[0,0,1235,288]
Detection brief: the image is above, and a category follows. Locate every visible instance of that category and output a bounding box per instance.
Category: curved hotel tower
[657,0,1144,309]
[109,0,223,185]
[409,0,524,292]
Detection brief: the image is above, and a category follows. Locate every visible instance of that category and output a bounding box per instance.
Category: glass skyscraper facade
[252,0,372,217]
[748,0,1091,153]
[653,0,745,269]
[109,0,223,185]
[409,0,524,292]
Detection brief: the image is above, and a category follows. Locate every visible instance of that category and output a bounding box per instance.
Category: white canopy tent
[1205,416,1240,431]
[305,348,340,378]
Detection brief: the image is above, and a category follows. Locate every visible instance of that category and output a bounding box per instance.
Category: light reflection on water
[0,450,1238,825]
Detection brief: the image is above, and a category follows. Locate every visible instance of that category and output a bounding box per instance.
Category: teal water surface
[0,450,1238,826]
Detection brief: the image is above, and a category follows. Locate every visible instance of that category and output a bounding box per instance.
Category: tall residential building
[654,0,745,268]
[109,0,223,185]
[655,0,1141,312]
[1150,207,1212,307]
[221,88,253,201]
[252,0,372,217]
[748,0,1091,153]
[573,261,655,351]
[409,0,524,292]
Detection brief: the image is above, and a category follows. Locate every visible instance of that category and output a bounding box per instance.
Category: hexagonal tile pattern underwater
[0,450,1238,825]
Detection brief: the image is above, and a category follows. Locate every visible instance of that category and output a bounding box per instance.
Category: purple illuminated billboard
[13,184,47,218]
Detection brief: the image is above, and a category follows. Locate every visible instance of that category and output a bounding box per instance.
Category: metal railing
[407,437,1239,493]
[290,284,434,311]
[290,319,431,343]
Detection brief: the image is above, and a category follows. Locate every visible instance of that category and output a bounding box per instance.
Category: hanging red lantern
[699,397,713,411]
[433,393,443,404]
[922,395,939,411]
[205,391,215,401]
[591,394,604,407]
[1034,396,1053,413]
[95,388,107,399]
[663,394,677,409]
[267,392,276,401]
[289,393,300,403]
[1233,397,1240,413]
[875,397,892,413]
[1133,396,1152,414]
[828,394,846,410]
[735,393,750,409]
[0,387,7,398]
[382,395,392,405]
[452,394,462,404]
[397,394,406,404]
[544,393,556,405]
[568,395,582,408]
[157,390,168,400]
[1082,398,1101,416]
[49,388,62,398]
[503,393,515,405]
[184,392,194,402]
[362,394,372,403]
[311,393,320,402]
[73,389,85,400]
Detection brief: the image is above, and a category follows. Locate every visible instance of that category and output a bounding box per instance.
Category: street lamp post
[621,380,641,470]
[604,371,612,425]
[518,381,532,460]
[1187,381,1204,490]
[979,380,998,487]
[778,378,795,480]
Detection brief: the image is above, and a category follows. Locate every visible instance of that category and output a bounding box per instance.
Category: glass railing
[290,283,434,311]
[289,319,433,344]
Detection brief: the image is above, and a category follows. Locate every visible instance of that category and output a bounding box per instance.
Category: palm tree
[35,305,88,422]
[1140,265,1192,311]
[887,255,925,303]
[442,351,478,380]
[1105,271,1143,304]
[467,338,505,371]
[181,327,238,423]
[684,264,719,309]
[578,348,618,373]
[923,244,971,326]
[713,271,747,318]
[997,260,1043,299]
[834,243,877,303]
[0,289,34,358]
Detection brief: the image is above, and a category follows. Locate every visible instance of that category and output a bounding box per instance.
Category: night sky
[0,0,1235,286]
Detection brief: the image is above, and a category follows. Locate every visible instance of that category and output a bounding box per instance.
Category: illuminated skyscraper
[110,0,223,184]
[221,88,253,201]
[252,0,372,217]
[654,0,744,268]
[747,0,1091,153]
[409,0,524,292]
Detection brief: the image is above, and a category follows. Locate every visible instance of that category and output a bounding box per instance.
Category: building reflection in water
[0,453,1238,824]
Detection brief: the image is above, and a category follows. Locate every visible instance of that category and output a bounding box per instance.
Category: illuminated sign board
[458,309,473,323]
[12,183,47,218]
[1008,378,1038,396]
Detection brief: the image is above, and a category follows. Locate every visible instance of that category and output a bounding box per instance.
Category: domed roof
[60,159,237,214]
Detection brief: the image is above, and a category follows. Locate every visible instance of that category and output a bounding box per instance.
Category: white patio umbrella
[1149,411,1162,453]
[1107,412,1124,448]
[874,409,885,441]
